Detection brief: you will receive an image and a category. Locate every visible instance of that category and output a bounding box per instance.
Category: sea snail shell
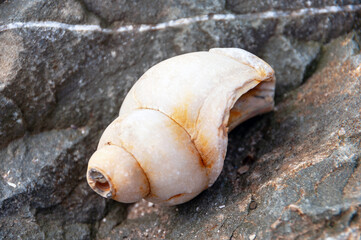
[87,48,275,206]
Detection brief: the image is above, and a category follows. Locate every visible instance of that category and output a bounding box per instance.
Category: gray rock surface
[0,0,360,239]
[0,0,99,25]
[262,36,321,94]
[82,0,224,25]
[226,0,361,14]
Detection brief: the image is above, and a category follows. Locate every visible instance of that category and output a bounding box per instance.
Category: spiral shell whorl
[87,48,275,205]
[95,109,208,205]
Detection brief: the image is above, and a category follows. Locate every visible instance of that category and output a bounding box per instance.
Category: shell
[87,48,275,205]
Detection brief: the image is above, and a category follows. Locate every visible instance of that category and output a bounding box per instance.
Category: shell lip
[87,167,115,199]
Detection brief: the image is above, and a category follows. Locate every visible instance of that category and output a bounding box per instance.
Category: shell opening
[227,80,275,131]
[95,180,110,192]
[88,168,113,199]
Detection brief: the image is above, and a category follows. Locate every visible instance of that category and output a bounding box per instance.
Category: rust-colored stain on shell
[195,133,215,170]
[170,93,195,131]
[139,184,149,196]
[155,108,205,170]
[95,181,110,192]
[171,104,190,127]
[228,109,242,126]
[166,193,185,201]
[257,68,267,78]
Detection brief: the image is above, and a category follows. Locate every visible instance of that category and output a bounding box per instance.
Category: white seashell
[87,48,275,205]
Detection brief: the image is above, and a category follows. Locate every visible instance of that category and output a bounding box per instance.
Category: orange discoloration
[107,175,116,195]
[95,181,110,192]
[197,133,209,151]
[148,107,207,171]
[139,185,148,196]
[124,143,134,151]
[205,159,214,169]
[208,224,218,231]
[108,141,151,197]
[170,93,195,130]
[184,134,205,169]
[198,155,206,169]
[166,112,205,168]
[146,192,158,199]
[139,107,208,175]
[164,116,189,143]
[134,157,151,197]
[195,133,215,170]
[228,109,242,127]
[171,104,189,127]
[166,193,185,201]
[257,67,267,78]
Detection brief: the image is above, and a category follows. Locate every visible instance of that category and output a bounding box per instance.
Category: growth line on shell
[0,4,360,33]
[139,107,208,172]
[107,141,152,198]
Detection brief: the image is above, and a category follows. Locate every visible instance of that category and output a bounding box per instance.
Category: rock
[226,0,360,14]
[0,0,360,239]
[0,128,90,210]
[0,127,112,239]
[261,36,321,94]
[102,32,361,240]
[0,205,45,240]
[35,182,107,240]
[95,202,128,239]
[226,0,360,42]
[282,12,357,42]
[82,0,224,25]
[64,223,91,240]
[0,94,25,148]
[0,31,25,146]
[0,0,98,25]
[0,30,23,90]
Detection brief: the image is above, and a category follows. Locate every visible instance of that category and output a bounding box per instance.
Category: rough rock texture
[0,0,99,25]
[226,0,361,14]
[82,0,224,25]
[262,36,321,94]
[0,0,361,239]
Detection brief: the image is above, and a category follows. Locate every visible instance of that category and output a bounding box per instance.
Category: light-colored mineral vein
[0,4,360,33]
